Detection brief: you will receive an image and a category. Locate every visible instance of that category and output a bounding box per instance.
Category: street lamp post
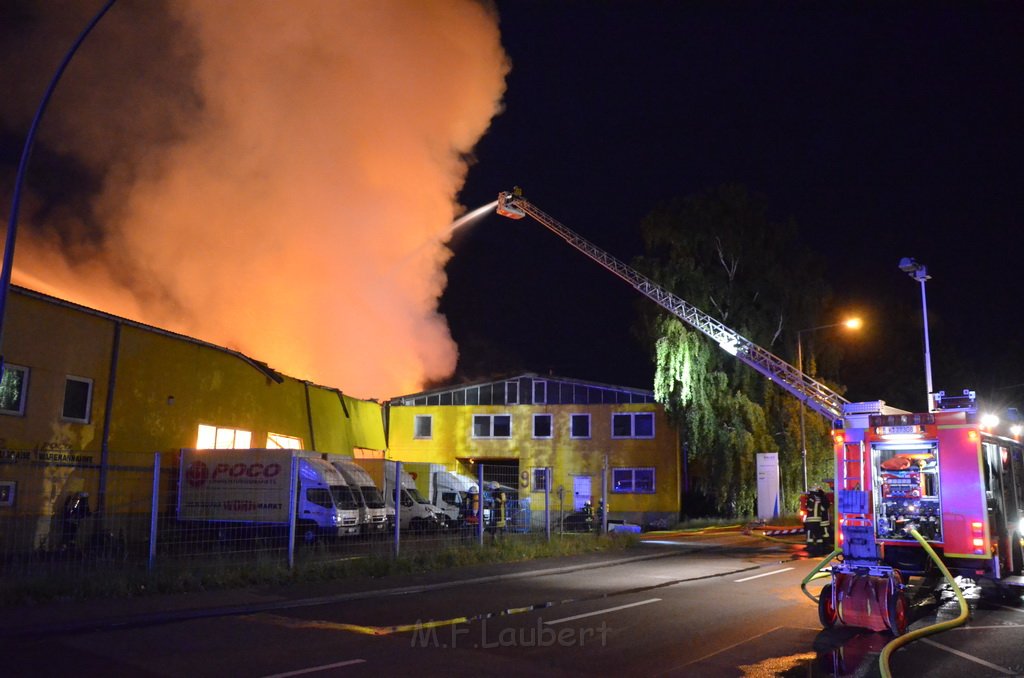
[796,318,862,492]
[899,258,934,412]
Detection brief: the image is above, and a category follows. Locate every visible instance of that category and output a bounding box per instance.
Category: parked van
[385,462,445,531]
[405,463,479,527]
[330,458,388,535]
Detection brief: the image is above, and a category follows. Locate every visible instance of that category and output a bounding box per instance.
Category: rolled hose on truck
[799,528,969,678]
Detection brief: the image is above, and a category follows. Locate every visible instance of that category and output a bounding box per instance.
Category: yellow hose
[878,527,970,678]
[800,547,842,604]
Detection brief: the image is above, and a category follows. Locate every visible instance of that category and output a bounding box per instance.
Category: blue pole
[0,0,117,372]
[148,452,160,571]
[393,461,402,559]
[477,464,485,547]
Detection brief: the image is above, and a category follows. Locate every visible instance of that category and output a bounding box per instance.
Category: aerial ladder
[497,188,850,421]
[496,188,1024,638]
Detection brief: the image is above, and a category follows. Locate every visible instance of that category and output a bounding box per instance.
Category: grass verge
[0,532,638,606]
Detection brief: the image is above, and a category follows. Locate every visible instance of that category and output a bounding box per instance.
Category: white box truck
[405,463,479,527]
[178,449,361,542]
[330,458,388,535]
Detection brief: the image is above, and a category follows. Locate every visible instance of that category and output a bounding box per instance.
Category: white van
[384,462,445,531]
[331,458,388,535]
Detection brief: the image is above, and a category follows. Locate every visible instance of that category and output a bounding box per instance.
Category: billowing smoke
[1,0,508,399]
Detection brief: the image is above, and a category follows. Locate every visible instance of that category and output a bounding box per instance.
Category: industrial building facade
[0,286,385,551]
[387,376,680,528]
[0,286,679,550]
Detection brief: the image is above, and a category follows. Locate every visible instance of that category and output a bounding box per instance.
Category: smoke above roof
[1,0,509,399]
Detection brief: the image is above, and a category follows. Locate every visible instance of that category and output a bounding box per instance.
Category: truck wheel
[887,590,908,636]
[818,583,838,628]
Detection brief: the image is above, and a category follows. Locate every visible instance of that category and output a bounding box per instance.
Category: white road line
[544,598,661,625]
[261,659,367,678]
[919,639,1016,675]
[734,567,794,583]
[994,603,1024,614]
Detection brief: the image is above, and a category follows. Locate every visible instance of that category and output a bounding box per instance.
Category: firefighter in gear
[804,487,832,554]
[487,483,506,540]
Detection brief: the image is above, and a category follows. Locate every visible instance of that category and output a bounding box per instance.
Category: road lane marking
[261,659,366,678]
[994,603,1024,613]
[919,638,1016,675]
[544,598,661,625]
[734,567,794,583]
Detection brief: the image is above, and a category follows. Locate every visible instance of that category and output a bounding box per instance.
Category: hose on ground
[878,527,970,678]
[800,547,842,604]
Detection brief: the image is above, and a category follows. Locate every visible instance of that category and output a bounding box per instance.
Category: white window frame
[611,412,656,439]
[0,364,29,416]
[61,375,93,423]
[532,468,550,492]
[414,414,433,439]
[532,413,553,439]
[612,467,656,494]
[534,379,547,405]
[197,424,253,449]
[569,413,591,439]
[266,432,303,449]
[506,381,519,405]
[472,414,512,439]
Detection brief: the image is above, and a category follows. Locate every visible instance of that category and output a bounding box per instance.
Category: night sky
[447,2,1024,412]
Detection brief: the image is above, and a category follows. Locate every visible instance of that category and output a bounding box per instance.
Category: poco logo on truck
[185,461,209,487]
[185,460,282,487]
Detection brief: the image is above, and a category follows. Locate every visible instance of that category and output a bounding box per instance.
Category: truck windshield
[330,485,359,510]
[361,486,385,509]
[407,488,430,504]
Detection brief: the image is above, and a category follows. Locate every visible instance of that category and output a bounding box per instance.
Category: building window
[612,467,656,493]
[612,412,656,439]
[533,414,552,439]
[534,380,547,404]
[0,364,28,416]
[570,413,590,439]
[61,376,93,423]
[197,424,252,449]
[532,468,550,492]
[414,415,433,439]
[472,414,512,438]
[267,432,302,449]
[507,380,519,405]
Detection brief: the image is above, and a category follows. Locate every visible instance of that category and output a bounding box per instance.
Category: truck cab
[298,457,361,539]
[330,458,388,535]
[385,462,444,531]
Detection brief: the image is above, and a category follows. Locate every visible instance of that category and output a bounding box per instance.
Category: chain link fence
[0,452,609,588]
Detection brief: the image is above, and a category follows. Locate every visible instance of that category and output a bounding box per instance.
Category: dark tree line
[635,185,851,517]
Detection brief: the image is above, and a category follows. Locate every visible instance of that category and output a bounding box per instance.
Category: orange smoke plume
[5,1,509,399]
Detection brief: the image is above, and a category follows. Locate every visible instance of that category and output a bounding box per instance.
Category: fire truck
[496,188,1024,635]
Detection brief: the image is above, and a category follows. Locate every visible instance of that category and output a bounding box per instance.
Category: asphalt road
[4,533,1024,677]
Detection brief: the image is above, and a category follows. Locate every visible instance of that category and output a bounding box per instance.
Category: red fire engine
[496,189,1024,636]
[823,390,1024,633]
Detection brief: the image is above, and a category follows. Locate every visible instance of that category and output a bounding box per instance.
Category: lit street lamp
[899,257,934,412]
[797,317,862,492]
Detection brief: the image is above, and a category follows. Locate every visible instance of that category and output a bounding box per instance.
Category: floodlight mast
[496,189,850,421]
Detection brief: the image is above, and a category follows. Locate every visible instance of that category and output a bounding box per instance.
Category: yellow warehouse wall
[387,402,679,516]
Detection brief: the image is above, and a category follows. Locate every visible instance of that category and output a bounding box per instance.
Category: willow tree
[638,185,839,516]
